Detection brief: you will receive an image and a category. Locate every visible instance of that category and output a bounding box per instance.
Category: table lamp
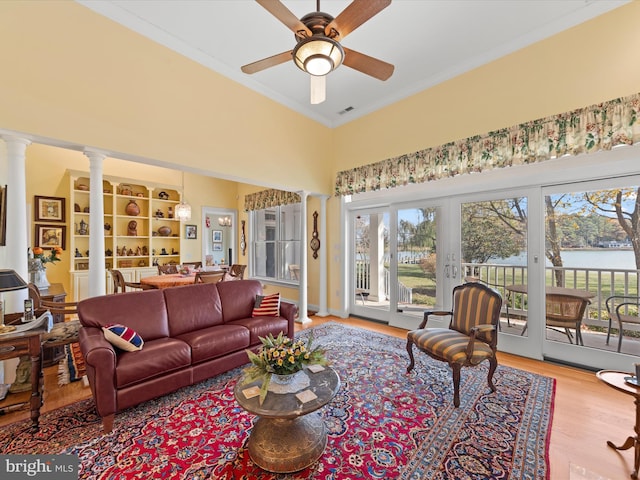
[0,269,28,326]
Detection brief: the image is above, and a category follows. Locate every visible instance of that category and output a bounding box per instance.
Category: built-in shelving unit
[68,171,184,300]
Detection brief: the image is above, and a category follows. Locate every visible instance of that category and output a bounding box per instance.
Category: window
[251,203,301,282]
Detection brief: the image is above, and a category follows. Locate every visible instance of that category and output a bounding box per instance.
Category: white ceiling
[77,0,628,128]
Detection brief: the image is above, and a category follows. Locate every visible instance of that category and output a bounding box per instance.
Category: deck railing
[355,260,413,304]
[462,262,640,330]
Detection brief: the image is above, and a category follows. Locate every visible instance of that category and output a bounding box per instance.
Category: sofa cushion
[115,337,191,389]
[252,293,280,317]
[175,324,250,364]
[227,316,289,345]
[164,283,224,336]
[102,324,144,352]
[78,289,169,341]
[217,279,263,323]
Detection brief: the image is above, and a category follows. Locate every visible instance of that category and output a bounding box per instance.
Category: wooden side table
[0,328,43,430]
[597,370,640,479]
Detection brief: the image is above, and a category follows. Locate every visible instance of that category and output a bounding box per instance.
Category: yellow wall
[24,143,240,297]
[1,2,640,313]
[0,1,332,194]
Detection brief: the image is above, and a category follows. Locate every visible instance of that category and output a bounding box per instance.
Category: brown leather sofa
[78,279,296,433]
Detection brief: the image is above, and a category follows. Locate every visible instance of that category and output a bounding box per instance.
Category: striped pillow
[252,293,281,317]
[102,324,144,352]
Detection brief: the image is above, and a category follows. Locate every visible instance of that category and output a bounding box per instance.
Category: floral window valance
[335,92,640,196]
[244,189,301,211]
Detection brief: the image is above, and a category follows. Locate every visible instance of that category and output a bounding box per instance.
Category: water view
[491,249,636,270]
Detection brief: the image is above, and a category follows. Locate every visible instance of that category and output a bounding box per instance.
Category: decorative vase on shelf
[125,200,140,216]
[28,258,49,290]
[158,226,172,237]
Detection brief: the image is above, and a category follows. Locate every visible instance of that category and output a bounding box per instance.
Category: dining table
[140,273,197,289]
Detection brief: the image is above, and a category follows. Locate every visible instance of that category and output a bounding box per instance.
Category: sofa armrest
[280,301,298,337]
[78,326,118,418]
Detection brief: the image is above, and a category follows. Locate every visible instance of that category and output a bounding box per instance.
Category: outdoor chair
[406,282,502,407]
[110,269,156,293]
[605,295,640,352]
[545,293,590,345]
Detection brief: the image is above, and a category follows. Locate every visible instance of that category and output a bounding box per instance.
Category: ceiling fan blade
[342,47,394,81]
[325,0,391,41]
[256,0,312,38]
[241,51,292,74]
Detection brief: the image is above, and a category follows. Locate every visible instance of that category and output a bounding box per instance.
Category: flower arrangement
[242,332,327,403]
[32,246,62,267]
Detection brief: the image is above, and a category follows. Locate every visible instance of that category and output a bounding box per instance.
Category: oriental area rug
[0,322,554,479]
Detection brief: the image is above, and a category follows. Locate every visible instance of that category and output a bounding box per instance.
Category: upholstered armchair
[406,282,502,407]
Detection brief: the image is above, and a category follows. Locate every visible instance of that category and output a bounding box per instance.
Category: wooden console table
[597,370,640,479]
[0,327,43,430]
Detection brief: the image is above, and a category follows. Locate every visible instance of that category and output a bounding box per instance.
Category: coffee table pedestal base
[248,413,327,473]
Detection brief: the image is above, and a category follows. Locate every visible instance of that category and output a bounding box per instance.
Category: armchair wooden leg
[452,363,461,408]
[487,357,497,393]
[406,338,416,373]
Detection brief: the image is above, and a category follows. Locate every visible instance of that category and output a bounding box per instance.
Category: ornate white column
[315,194,329,316]
[297,190,311,324]
[84,150,106,297]
[1,136,31,311]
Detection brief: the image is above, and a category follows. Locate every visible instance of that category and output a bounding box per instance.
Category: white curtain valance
[335,92,640,196]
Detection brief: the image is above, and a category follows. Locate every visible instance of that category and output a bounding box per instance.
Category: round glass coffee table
[234,367,340,473]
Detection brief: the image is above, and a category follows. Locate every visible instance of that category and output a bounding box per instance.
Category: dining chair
[406,282,502,407]
[605,295,640,352]
[182,261,202,269]
[194,271,225,284]
[109,269,156,293]
[229,264,247,280]
[158,264,179,275]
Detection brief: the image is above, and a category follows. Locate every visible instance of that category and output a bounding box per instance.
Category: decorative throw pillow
[252,293,281,317]
[102,324,144,352]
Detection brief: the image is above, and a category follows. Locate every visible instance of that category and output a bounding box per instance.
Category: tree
[461,202,521,263]
[583,188,640,269]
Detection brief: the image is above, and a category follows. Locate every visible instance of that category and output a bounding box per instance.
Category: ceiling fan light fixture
[293,36,344,76]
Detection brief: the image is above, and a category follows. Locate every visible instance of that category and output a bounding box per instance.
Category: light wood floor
[0,316,632,480]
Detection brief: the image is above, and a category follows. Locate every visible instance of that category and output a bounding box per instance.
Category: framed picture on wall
[212,230,222,242]
[213,243,223,251]
[34,195,66,222]
[185,224,197,239]
[35,224,66,249]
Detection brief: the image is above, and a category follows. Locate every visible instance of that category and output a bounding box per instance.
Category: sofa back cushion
[78,289,169,341]
[163,283,224,336]
[216,279,263,323]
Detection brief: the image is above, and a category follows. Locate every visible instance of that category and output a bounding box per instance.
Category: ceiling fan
[241,0,394,104]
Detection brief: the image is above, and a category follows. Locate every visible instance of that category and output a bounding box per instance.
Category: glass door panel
[543,180,640,368]
[394,207,438,319]
[460,197,528,337]
[352,211,391,319]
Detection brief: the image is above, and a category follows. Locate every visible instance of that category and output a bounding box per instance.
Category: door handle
[444,265,450,278]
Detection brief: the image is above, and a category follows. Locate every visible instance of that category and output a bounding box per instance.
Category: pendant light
[175,171,191,221]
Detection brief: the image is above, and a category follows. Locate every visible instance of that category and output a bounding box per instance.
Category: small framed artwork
[0,185,6,246]
[34,195,66,223]
[213,243,223,251]
[185,224,197,239]
[212,230,222,242]
[35,224,66,249]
